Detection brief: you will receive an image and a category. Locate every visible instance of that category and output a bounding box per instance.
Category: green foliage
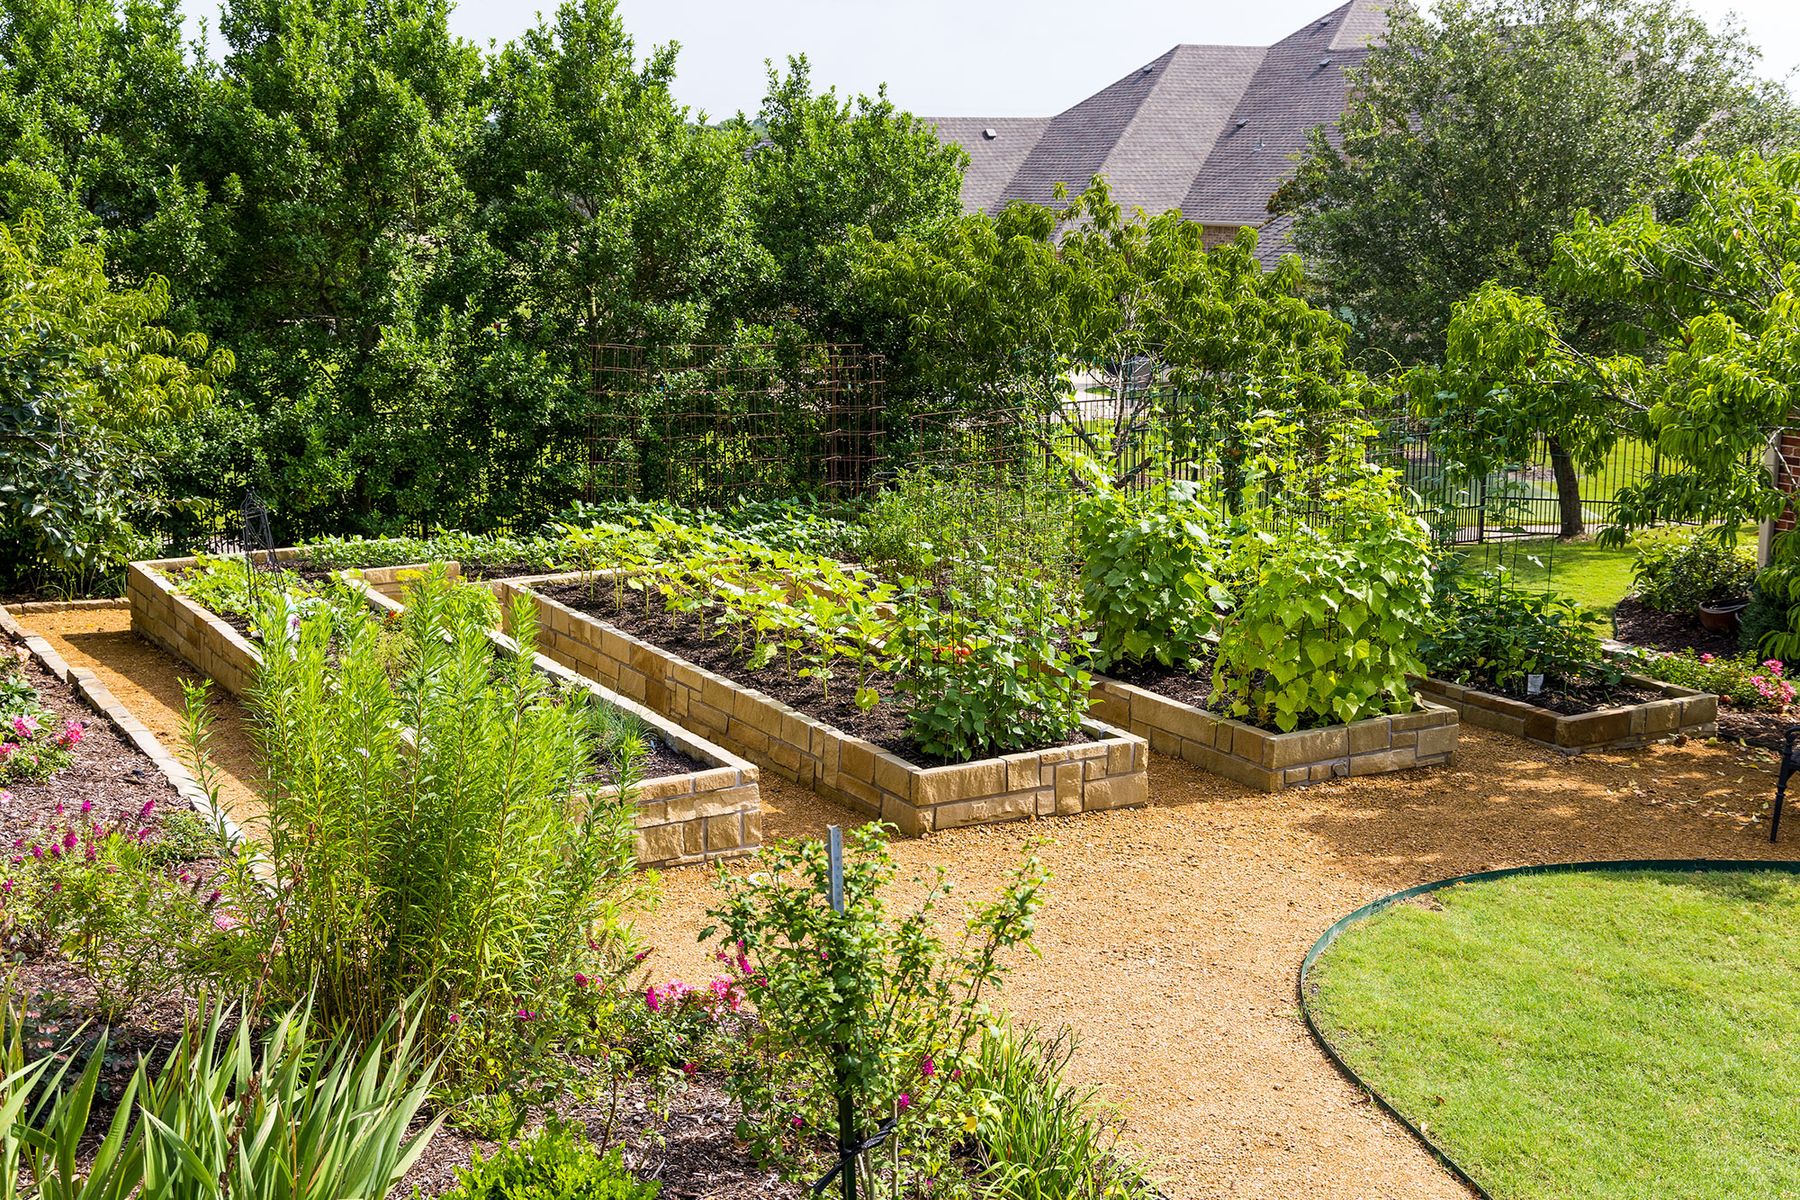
[1072,477,1225,671]
[0,992,441,1200]
[857,467,1076,596]
[1212,460,1433,731]
[0,214,229,594]
[186,572,641,1101]
[1420,574,1608,690]
[1282,0,1796,364]
[702,823,1047,1195]
[0,663,77,785]
[438,1120,658,1200]
[967,1022,1157,1200]
[1630,649,1794,709]
[900,580,1094,761]
[1629,527,1755,611]
[1738,573,1791,655]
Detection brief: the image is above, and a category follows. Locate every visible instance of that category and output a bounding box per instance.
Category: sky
[179,1,1799,119]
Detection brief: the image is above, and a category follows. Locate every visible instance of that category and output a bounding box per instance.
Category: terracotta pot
[1698,600,1748,632]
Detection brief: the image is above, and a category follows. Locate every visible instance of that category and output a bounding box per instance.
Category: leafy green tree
[740,56,966,338]
[0,213,231,592]
[855,179,1375,488]
[1280,0,1795,367]
[1431,151,1800,647]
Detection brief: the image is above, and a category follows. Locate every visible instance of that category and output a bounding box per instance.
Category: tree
[738,57,966,340]
[0,213,231,592]
[1432,151,1800,646]
[854,179,1375,491]
[1280,0,1795,366]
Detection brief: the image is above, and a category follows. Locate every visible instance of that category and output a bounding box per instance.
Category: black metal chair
[1774,727,1800,843]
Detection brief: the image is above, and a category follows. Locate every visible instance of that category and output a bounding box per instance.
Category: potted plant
[1629,528,1755,632]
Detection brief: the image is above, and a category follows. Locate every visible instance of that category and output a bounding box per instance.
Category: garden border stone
[1089,677,1458,791]
[500,572,1151,835]
[127,555,761,868]
[1410,673,1716,752]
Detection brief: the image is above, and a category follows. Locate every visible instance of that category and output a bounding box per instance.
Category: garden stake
[829,825,856,1200]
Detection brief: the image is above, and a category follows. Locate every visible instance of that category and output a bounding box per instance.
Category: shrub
[967,1021,1158,1200]
[1073,478,1226,671]
[1212,462,1433,731]
[900,579,1094,760]
[1739,572,1790,655]
[1634,650,1795,710]
[439,1120,659,1199]
[703,823,1047,1195]
[186,571,642,1106]
[1419,574,1608,690]
[1630,527,1755,612]
[0,662,81,784]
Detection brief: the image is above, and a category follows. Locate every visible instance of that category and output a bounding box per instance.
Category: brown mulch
[1612,596,1740,657]
[1110,657,1217,709]
[1715,708,1800,755]
[537,582,1093,768]
[1472,674,1669,716]
[402,1075,801,1198]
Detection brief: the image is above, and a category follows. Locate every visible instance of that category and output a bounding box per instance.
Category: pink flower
[574,973,589,988]
[447,1013,461,1025]
[645,987,661,1013]
[11,715,38,739]
[56,721,82,748]
[0,744,14,761]
[1766,659,1785,675]
[681,1061,697,1078]
[212,909,241,932]
[78,799,91,815]
[1,880,11,894]
[516,1009,536,1021]
[950,1068,963,1081]
[897,1093,912,1111]
[138,800,155,819]
[1700,653,1716,664]
[920,1054,936,1079]
[789,1115,804,1129]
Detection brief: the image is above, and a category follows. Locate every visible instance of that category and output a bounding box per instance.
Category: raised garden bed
[502,573,1150,835]
[128,555,762,868]
[1411,673,1717,752]
[1090,674,1458,792]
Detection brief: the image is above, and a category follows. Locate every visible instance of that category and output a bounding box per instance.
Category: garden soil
[21,602,1798,1199]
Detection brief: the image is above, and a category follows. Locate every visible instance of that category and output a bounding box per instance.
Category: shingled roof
[931,0,1388,263]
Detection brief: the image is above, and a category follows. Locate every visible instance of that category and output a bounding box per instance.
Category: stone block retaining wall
[502,574,1150,835]
[128,557,269,699]
[1090,677,1458,792]
[1412,674,1717,752]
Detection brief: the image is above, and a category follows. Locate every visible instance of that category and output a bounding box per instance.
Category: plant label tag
[1527,673,1545,695]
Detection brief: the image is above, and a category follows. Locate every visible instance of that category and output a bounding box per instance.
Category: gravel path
[17,604,264,830]
[640,731,1794,1200]
[18,604,1794,1198]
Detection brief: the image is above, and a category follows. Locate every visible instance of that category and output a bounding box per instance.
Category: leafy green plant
[901,580,1094,761]
[967,1021,1158,1200]
[438,1119,659,1199]
[0,991,441,1200]
[1212,461,1433,731]
[858,467,1076,596]
[1630,527,1755,612]
[1073,477,1226,671]
[1420,573,1609,691]
[0,663,80,784]
[1632,649,1794,710]
[183,571,642,1111]
[703,823,1048,1196]
[1739,573,1790,655]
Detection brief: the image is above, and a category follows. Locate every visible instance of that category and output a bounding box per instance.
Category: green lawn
[1307,868,1800,1200]
[1489,537,1638,617]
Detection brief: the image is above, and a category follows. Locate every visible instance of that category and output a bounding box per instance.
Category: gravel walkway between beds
[17,604,264,830]
[640,730,1796,1200]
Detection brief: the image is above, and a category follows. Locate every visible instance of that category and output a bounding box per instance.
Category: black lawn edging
[1296,857,1800,1200]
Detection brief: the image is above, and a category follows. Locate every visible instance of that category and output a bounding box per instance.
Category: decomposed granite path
[638,729,1795,1200]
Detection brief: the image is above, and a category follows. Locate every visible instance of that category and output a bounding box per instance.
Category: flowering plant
[0,795,228,1016]
[702,823,1047,1196]
[1637,650,1796,711]
[0,662,80,784]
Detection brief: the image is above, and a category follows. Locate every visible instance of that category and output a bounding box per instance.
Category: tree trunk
[1548,438,1584,539]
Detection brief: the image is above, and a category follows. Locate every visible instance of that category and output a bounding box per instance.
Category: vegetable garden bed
[1090,676,1458,791]
[128,555,762,868]
[503,574,1149,834]
[1411,673,1716,752]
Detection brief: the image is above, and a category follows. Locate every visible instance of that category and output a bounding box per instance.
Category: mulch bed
[403,1074,802,1198]
[1461,673,1670,717]
[538,582,1093,769]
[1109,657,1219,709]
[1612,597,1740,657]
